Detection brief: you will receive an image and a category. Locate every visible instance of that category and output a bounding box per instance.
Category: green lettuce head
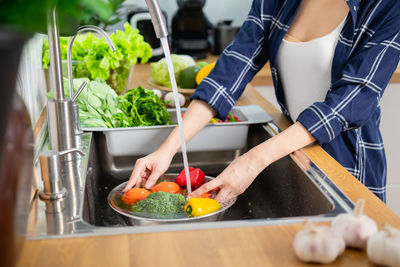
[151,54,195,87]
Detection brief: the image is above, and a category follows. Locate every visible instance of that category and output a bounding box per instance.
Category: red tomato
[200,192,212,198]
[122,188,150,205]
[150,181,182,194]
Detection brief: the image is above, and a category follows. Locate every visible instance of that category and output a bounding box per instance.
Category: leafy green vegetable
[134,191,187,215]
[70,78,121,128]
[119,86,172,127]
[64,78,172,128]
[42,23,152,93]
[151,54,195,87]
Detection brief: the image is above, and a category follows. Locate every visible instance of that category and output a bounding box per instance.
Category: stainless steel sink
[82,123,353,229]
[26,122,354,239]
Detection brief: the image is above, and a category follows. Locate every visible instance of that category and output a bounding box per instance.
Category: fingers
[190,179,222,198]
[140,169,151,187]
[123,160,146,192]
[214,188,233,203]
[144,170,162,189]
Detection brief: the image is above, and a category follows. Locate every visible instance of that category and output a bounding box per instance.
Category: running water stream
[160,37,192,195]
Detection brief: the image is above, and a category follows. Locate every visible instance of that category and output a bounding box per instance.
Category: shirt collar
[345,0,360,27]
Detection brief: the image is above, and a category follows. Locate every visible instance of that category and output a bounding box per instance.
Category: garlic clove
[331,199,377,248]
[293,220,345,264]
[367,224,400,267]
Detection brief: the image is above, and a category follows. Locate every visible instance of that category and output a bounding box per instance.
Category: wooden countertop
[128,55,400,90]
[16,62,400,267]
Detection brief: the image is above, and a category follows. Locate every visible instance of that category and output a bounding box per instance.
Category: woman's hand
[123,149,173,192]
[190,122,316,202]
[124,100,216,192]
[190,152,265,202]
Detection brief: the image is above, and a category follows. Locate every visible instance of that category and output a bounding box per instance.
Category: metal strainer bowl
[108,173,236,226]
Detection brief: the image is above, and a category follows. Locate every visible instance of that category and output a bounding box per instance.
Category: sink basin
[82,123,353,230]
[26,121,353,239]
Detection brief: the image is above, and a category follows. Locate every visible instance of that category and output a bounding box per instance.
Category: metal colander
[107,173,236,226]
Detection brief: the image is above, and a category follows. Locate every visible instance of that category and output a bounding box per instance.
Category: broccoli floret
[134,191,187,215]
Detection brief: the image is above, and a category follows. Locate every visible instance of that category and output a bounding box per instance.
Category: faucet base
[47,98,76,157]
[39,188,67,201]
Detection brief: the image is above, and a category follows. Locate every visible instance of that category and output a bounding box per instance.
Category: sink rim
[26,122,355,240]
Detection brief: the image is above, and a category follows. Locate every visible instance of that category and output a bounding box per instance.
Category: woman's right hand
[123,149,173,192]
[123,100,216,192]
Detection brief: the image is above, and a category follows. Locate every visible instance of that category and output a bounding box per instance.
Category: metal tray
[83,105,272,156]
[107,174,236,226]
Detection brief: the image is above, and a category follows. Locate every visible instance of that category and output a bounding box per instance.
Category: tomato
[150,181,182,194]
[200,192,212,198]
[122,188,151,205]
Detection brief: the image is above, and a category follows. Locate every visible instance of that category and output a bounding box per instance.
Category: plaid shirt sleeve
[297,13,400,144]
[190,0,269,119]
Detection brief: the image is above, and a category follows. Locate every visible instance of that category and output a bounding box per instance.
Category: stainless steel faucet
[39,148,85,211]
[145,0,169,38]
[46,7,79,157]
[47,0,165,153]
[40,0,166,209]
[66,25,116,134]
[44,8,119,201]
[47,7,65,101]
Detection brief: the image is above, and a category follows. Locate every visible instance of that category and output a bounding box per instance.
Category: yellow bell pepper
[185,197,221,217]
[195,62,216,85]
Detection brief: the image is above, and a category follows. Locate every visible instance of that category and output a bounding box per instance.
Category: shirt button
[353,6,357,11]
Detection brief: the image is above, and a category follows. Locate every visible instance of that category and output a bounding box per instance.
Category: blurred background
[127,0,252,27]
[105,0,253,59]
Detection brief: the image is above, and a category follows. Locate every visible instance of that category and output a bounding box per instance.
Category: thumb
[123,162,145,192]
[190,179,221,198]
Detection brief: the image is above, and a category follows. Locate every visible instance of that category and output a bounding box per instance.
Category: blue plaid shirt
[191,0,400,201]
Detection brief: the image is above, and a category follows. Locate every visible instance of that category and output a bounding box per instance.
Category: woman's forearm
[158,99,217,156]
[245,121,316,172]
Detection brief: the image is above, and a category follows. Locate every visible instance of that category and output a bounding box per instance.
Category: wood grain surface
[17,62,400,267]
[128,55,400,88]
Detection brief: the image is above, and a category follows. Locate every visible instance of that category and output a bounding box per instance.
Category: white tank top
[277,19,346,122]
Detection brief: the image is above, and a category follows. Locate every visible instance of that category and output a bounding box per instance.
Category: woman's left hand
[189,152,264,202]
[189,122,316,202]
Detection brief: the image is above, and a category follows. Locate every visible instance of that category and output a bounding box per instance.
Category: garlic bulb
[151,89,163,99]
[331,199,377,248]
[293,220,345,264]
[164,92,185,107]
[367,224,400,267]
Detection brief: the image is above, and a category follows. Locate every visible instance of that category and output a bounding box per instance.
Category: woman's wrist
[243,147,272,175]
[243,122,316,173]
[158,135,180,159]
